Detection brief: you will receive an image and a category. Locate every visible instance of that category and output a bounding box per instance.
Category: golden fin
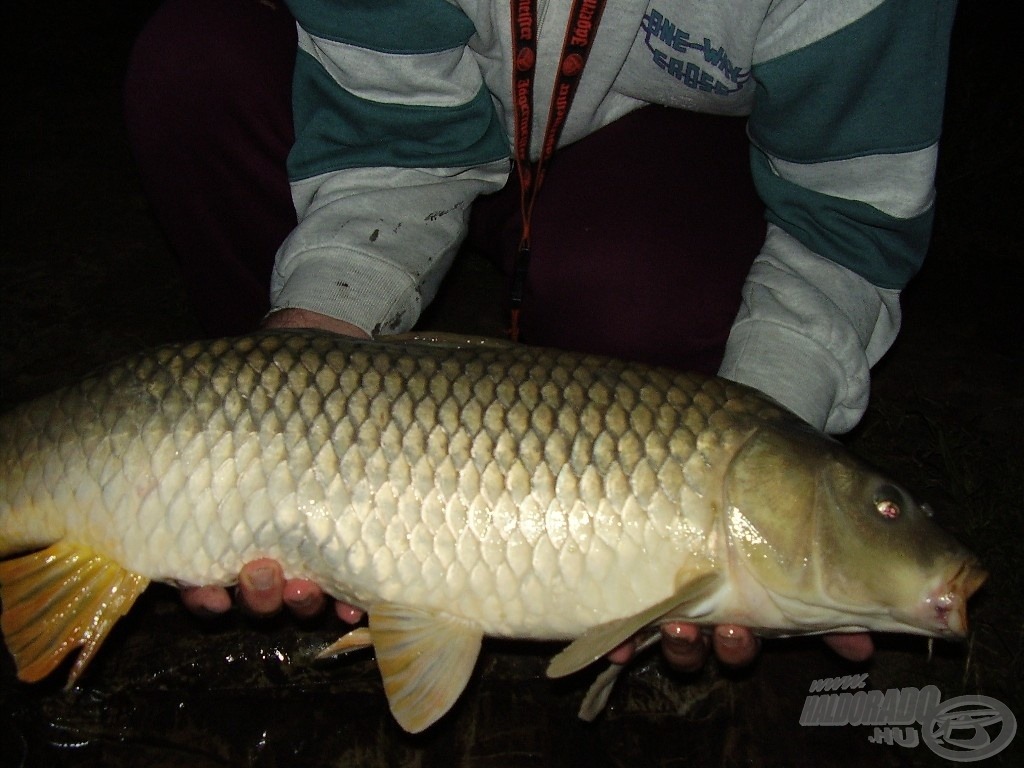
[368,603,483,733]
[0,542,149,687]
[547,571,721,679]
[317,626,373,659]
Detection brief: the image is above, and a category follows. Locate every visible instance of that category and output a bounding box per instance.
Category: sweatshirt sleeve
[718,0,956,433]
[271,0,511,336]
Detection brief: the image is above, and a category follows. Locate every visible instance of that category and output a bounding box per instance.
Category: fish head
[722,422,987,638]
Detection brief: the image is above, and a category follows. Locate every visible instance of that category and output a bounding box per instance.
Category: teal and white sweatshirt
[270,0,956,432]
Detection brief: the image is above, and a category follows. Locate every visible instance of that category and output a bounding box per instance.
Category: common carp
[0,331,986,732]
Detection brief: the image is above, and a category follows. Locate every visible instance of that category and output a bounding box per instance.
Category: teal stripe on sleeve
[750,147,934,289]
[285,0,477,53]
[288,49,509,180]
[750,0,957,161]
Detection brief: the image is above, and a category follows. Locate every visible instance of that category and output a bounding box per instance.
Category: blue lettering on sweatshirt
[643,9,751,95]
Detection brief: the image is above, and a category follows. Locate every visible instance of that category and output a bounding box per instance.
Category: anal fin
[317,626,373,658]
[368,603,483,733]
[0,542,149,686]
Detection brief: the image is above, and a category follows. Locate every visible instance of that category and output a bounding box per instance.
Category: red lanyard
[508,0,608,341]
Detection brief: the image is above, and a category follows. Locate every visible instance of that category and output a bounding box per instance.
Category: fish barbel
[0,331,986,732]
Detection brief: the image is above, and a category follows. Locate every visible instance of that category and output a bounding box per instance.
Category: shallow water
[4,584,959,767]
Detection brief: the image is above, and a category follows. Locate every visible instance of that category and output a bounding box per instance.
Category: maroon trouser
[125,0,765,373]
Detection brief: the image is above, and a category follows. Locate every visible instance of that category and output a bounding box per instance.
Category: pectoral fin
[577,629,662,721]
[547,571,720,679]
[368,603,483,733]
[0,542,149,686]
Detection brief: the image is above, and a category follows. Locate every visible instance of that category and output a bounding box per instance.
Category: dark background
[2,2,1021,766]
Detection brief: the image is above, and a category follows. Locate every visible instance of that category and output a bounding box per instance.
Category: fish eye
[873,484,904,520]
[875,499,900,519]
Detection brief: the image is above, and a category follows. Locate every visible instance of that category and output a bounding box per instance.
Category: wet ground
[2,2,1022,766]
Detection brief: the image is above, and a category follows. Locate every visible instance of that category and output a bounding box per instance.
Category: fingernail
[664,631,701,653]
[246,566,275,591]
[714,626,745,649]
[663,623,700,644]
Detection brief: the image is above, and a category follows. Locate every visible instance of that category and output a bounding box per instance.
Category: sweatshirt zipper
[536,0,551,37]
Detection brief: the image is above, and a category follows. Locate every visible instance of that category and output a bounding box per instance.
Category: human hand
[605,623,873,669]
[181,559,365,622]
[261,307,371,338]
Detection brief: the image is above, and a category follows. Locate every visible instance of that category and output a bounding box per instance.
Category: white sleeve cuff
[718,224,902,434]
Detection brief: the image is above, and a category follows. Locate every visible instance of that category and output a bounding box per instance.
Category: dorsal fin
[383,331,517,350]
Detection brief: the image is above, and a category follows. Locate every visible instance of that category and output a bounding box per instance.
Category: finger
[282,579,327,620]
[237,559,285,616]
[660,622,710,672]
[181,585,233,616]
[605,639,637,665]
[335,602,366,624]
[823,632,874,662]
[711,625,760,667]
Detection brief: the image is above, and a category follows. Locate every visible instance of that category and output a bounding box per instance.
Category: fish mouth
[918,558,988,637]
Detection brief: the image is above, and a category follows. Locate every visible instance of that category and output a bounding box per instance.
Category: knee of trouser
[124,0,295,149]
